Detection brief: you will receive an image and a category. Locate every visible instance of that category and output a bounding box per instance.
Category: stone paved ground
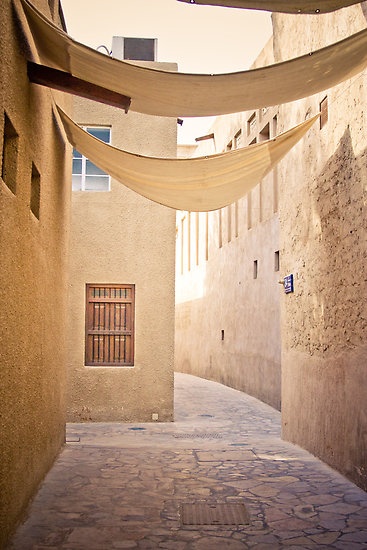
[7,373,367,549]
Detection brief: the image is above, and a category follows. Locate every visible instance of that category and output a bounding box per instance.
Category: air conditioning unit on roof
[111,37,157,61]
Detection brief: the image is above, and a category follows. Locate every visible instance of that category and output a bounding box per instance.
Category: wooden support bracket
[27,62,131,113]
[195,133,215,142]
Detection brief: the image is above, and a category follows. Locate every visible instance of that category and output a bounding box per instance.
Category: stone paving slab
[7,373,367,549]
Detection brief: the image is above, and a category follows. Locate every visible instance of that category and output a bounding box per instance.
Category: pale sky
[60,0,272,143]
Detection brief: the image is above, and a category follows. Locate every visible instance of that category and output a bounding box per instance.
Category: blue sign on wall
[284,274,294,294]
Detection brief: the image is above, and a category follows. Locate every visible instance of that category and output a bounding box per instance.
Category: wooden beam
[195,133,215,142]
[27,62,131,113]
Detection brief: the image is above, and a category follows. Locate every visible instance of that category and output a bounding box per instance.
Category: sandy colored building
[1,1,367,546]
[0,8,177,545]
[176,3,367,490]
[175,39,282,410]
[0,0,71,545]
[66,62,177,423]
[273,4,367,491]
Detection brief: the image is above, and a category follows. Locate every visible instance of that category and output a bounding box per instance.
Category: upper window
[234,129,242,149]
[72,127,111,192]
[274,251,280,272]
[30,163,41,219]
[320,96,328,130]
[2,112,19,195]
[247,113,256,136]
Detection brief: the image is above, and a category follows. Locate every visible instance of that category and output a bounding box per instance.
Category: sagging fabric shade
[177,0,361,14]
[16,0,367,117]
[56,106,319,212]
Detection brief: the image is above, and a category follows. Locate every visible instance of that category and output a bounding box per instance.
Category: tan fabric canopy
[16,0,367,117]
[177,0,361,14]
[56,106,319,211]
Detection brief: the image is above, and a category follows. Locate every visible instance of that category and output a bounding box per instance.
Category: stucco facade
[175,40,282,410]
[1,6,366,548]
[176,4,367,490]
[66,84,177,423]
[272,4,367,490]
[0,0,71,546]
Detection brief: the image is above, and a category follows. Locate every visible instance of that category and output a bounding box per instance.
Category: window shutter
[85,284,135,366]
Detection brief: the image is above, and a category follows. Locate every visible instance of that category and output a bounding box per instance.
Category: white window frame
[72,126,111,192]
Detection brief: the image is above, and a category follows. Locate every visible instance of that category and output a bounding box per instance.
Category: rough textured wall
[273,5,367,489]
[0,0,70,546]
[175,42,281,410]
[67,87,176,422]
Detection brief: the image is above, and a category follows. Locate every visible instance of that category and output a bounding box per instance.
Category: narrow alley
[7,373,367,549]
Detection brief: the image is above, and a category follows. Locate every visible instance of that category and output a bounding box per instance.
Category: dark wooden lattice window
[85,284,135,366]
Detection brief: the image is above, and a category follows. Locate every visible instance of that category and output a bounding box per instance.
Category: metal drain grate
[180,502,250,526]
[174,433,222,439]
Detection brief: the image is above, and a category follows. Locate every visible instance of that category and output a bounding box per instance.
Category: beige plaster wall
[175,208,281,409]
[0,1,71,546]
[273,4,367,489]
[175,46,282,409]
[66,85,176,423]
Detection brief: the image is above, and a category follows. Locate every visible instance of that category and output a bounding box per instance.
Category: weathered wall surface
[175,39,282,410]
[273,5,367,489]
[0,0,70,546]
[66,86,176,422]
